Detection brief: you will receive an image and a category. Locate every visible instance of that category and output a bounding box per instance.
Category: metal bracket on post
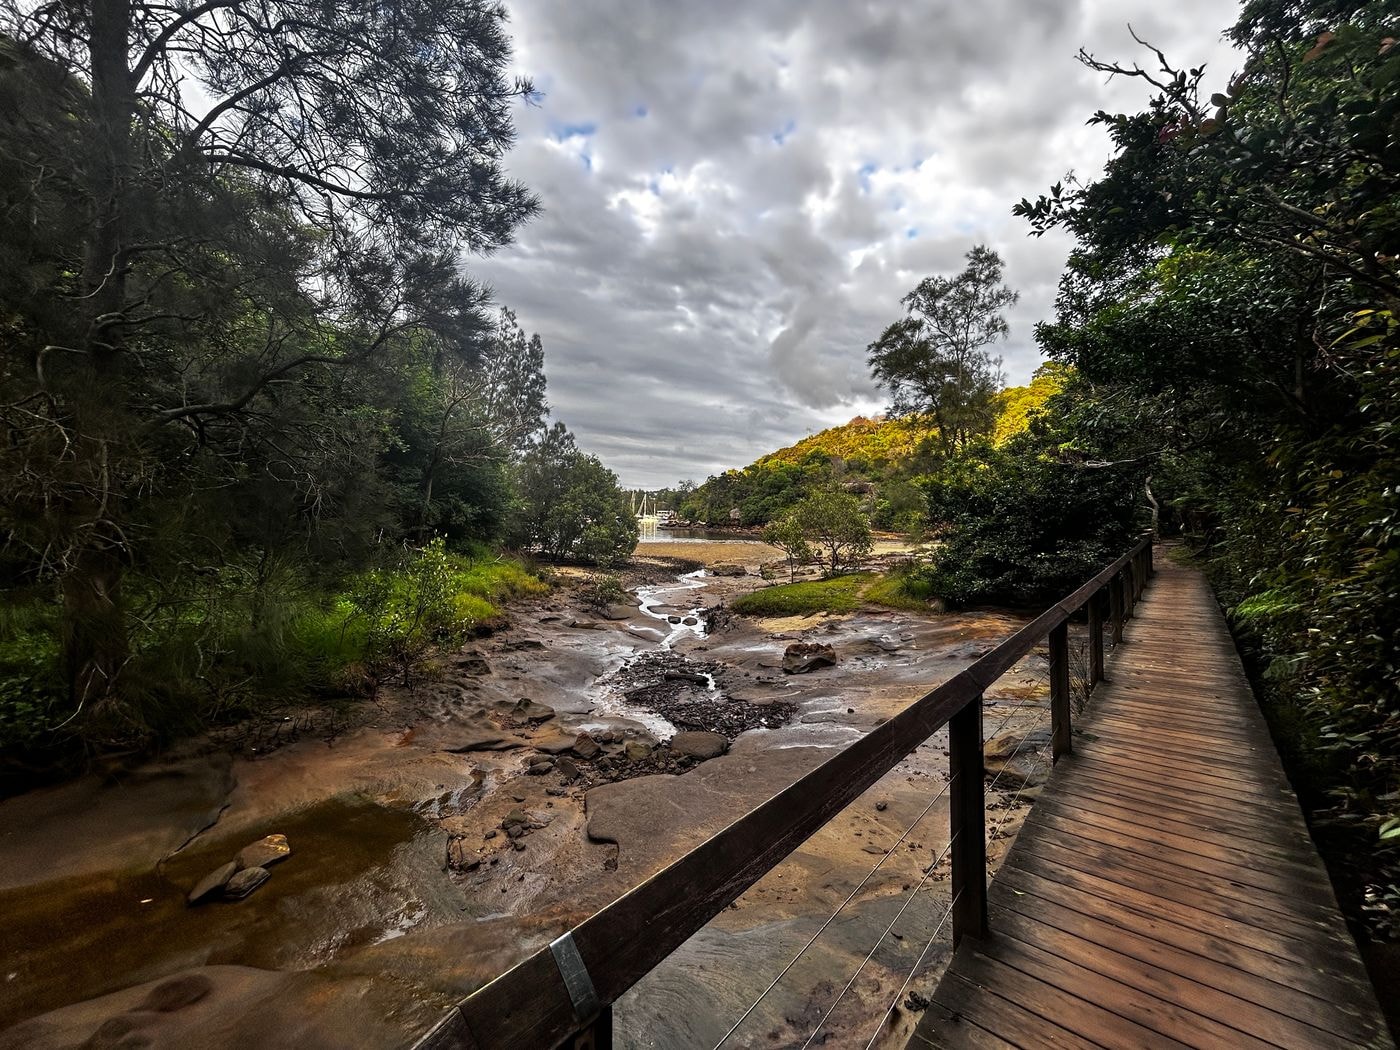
[550,933,610,1049]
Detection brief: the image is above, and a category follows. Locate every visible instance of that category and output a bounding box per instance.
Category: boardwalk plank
[912,555,1392,1050]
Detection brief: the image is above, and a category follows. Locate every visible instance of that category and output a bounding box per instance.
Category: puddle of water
[0,796,454,1029]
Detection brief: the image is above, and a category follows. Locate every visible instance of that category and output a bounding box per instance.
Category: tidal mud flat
[0,541,1054,1050]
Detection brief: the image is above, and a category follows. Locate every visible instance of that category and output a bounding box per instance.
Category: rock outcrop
[782,642,838,675]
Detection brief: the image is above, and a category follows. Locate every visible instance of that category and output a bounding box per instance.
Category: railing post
[949,694,987,947]
[1110,571,1125,646]
[1049,621,1072,762]
[1088,589,1105,688]
[1146,542,1155,578]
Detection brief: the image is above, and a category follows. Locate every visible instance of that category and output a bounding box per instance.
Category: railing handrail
[415,535,1154,1050]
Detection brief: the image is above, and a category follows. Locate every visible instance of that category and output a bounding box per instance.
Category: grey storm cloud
[469,1,1245,488]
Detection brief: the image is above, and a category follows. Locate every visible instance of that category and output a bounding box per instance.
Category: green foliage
[992,364,1071,445]
[509,423,639,566]
[789,490,875,577]
[756,415,935,467]
[868,246,1015,455]
[761,517,812,583]
[731,575,870,617]
[862,568,941,612]
[1015,3,1400,936]
[920,433,1143,607]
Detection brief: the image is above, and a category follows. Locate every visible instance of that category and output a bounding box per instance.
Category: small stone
[782,642,838,675]
[235,834,290,871]
[875,801,888,812]
[484,829,498,840]
[555,756,581,781]
[527,758,553,775]
[669,731,728,760]
[187,861,237,905]
[624,740,652,763]
[223,866,270,899]
[571,733,602,760]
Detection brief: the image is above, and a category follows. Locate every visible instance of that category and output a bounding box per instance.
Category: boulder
[526,757,554,775]
[623,740,653,763]
[571,733,602,760]
[984,727,1052,760]
[235,834,290,871]
[224,866,270,900]
[187,861,237,905]
[669,731,728,761]
[601,604,636,621]
[444,730,528,753]
[555,756,581,781]
[710,563,747,577]
[984,728,1053,790]
[532,730,577,755]
[782,642,838,675]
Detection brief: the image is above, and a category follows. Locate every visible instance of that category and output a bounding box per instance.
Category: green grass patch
[862,572,940,611]
[732,574,871,616]
[732,567,946,618]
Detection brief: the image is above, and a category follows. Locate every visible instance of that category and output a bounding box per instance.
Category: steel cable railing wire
[856,700,1057,1049]
[796,830,961,1050]
[711,745,957,1050]
[796,685,1048,1048]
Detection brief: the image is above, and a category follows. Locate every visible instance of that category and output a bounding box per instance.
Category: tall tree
[509,424,639,566]
[867,246,1016,455]
[0,0,536,714]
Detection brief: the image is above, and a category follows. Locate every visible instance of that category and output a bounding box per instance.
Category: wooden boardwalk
[912,557,1393,1050]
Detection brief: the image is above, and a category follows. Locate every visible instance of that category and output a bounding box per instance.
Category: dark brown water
[0,796,451,1028]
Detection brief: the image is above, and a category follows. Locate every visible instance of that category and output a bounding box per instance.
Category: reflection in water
[0,797,452,1029]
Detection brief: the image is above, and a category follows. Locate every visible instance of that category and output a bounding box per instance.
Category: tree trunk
[59,0,137,709]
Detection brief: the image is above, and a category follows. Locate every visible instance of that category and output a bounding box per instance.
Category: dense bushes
[918,433,1144,607]
[0,541,545,778]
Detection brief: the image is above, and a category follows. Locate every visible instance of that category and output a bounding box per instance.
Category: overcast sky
[471,1,1245,489]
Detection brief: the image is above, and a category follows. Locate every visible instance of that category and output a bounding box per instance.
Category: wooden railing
[413,537,1155,1050]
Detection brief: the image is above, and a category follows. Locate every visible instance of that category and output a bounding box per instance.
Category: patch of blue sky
[634,104,648,118]
[771,119,797,145]
[858,162,878,192]
[906,227,919,239]
[551,120,598,141]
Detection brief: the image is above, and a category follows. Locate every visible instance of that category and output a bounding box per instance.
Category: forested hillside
[673,364,1066,530]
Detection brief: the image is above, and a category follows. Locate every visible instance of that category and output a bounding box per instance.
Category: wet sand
[0,546,1051,1050]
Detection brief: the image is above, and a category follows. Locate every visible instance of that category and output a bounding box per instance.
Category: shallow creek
[0,554,1050,1050]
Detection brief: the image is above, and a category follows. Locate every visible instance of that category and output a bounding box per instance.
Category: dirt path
[0,547,1052,1050]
